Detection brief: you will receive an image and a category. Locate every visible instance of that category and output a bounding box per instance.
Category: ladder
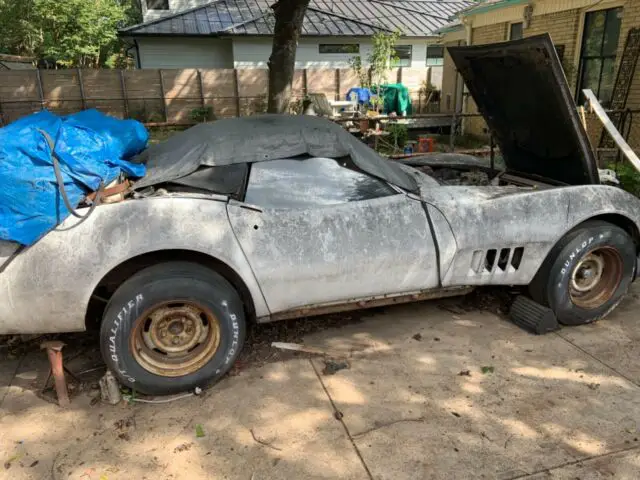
[599,27,640,149]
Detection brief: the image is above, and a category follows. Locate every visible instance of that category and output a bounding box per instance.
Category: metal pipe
[41,340,70,407]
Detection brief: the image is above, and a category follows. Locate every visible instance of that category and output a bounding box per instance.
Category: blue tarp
[0,110,148,245]
[346,87,372,105]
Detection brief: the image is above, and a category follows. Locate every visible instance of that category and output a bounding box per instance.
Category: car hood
[448,34,599,185]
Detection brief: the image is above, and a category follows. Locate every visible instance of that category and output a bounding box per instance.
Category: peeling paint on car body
[0,196,269,334]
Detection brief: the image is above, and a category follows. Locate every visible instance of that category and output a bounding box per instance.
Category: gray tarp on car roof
[132,114,418,193]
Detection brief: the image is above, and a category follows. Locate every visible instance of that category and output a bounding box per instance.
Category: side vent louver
[471,247,525,275]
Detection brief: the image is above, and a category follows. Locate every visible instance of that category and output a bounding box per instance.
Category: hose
[38,129,104,220]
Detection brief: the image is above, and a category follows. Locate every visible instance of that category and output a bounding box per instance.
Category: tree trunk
[267,0,310,113]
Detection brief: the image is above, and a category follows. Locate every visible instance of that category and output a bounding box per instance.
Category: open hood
[448,34,599,185]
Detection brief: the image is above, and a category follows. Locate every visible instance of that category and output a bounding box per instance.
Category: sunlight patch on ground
[511,366,631,388]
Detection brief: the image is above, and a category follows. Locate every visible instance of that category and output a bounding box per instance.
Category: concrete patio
[1,285,639,480]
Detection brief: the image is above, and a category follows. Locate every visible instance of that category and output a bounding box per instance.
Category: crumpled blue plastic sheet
[0,109,148,245]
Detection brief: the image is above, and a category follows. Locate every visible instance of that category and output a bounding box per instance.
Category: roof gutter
[461,0,529,18]
[435,23,464,35]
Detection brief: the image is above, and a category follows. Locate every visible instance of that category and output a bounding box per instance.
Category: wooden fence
[0,67,436,126]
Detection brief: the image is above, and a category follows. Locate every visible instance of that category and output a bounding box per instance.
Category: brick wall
[616,1,640,153]
[526,9,582,89]
[461,3,640,143]
[472,23,507,44]
[463,24,510,136]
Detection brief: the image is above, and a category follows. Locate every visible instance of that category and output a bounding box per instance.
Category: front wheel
[100,262,246,396]
[529,221,636,326]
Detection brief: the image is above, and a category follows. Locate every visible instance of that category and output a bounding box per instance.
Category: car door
[226,156,439,315]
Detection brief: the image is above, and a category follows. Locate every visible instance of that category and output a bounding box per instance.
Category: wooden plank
[197,70,205,108]
[303,68,308,97]
[77,68,86,110]
[120,70,129,118]
[158,70,168,122]
[36,69,45,109]
[584,88,640,173]
[233,69,241,117]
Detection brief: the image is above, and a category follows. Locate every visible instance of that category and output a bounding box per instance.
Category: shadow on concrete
[0,286,638,479]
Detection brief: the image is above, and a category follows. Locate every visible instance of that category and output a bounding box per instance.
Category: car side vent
[485,249,497,272]
[471,247,525,275]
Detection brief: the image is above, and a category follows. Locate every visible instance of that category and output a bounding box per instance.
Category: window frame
[146,0,170,10]
[575,6,624,107]
[318,44,360,54]
[426,44,444,67]
[391,45,412,68]
[508,22,524,41]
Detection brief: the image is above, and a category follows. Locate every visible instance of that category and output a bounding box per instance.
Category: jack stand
[40,340,80,407]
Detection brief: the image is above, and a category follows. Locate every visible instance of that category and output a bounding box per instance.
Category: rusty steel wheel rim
[130,301,221,377]
[569,247,623,310]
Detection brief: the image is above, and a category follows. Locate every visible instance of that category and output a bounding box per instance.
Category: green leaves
[0,0,129,67]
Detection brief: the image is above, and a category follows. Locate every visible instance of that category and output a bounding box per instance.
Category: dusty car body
[0,34,638,395]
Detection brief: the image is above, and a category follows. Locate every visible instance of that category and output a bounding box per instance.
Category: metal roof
[121,0,475,38]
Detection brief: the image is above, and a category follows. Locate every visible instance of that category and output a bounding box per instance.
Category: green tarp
[372,84,412,115]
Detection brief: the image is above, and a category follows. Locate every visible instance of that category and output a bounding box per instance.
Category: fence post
[119,70,129,119]
[233,69,241,117]
[303,68,308,97]
[36,69,45,110]
[158,70,168,122]
[197,70,206,108]
[397,67,402,84]
[449,69,460,153]
[335,69,340,101]
[77,68,87,110]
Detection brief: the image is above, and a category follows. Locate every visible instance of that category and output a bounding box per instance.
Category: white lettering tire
[529,221,636,326]
[100,262,246,396]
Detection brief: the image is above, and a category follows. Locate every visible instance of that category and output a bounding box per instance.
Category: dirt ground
[1,286,639,480]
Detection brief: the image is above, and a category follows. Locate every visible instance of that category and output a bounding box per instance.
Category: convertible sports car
[1,35,639,395]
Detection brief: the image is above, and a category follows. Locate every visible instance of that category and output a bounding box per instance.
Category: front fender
[424,185,640,287]
[0,197,268,335]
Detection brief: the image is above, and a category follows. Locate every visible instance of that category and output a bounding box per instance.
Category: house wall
[136,37,234,69]
[441,0,639,149]
[231,37,442,88]
[617,0,640,151]
[232,37,434,69]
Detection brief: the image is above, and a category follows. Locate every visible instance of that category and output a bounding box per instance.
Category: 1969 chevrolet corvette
[1,35,639,395]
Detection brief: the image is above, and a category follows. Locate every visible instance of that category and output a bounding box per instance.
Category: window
[146,0,169,9]
[319,44,359,54]
[426,45,444,66]
[244,157,397,208]
[577,7,623,107]
[555,44,566,63]
[392,45,412,67]
[509,22,523,40]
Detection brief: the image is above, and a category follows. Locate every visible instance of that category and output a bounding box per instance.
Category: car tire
[529,220,636,326]
[100,262,246,396]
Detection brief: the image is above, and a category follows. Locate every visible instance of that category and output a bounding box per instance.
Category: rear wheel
[100,262,246,395]
[529,221,636,325]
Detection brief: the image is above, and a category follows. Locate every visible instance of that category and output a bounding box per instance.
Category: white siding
[232,37,434,69]
[137,38,234,69]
